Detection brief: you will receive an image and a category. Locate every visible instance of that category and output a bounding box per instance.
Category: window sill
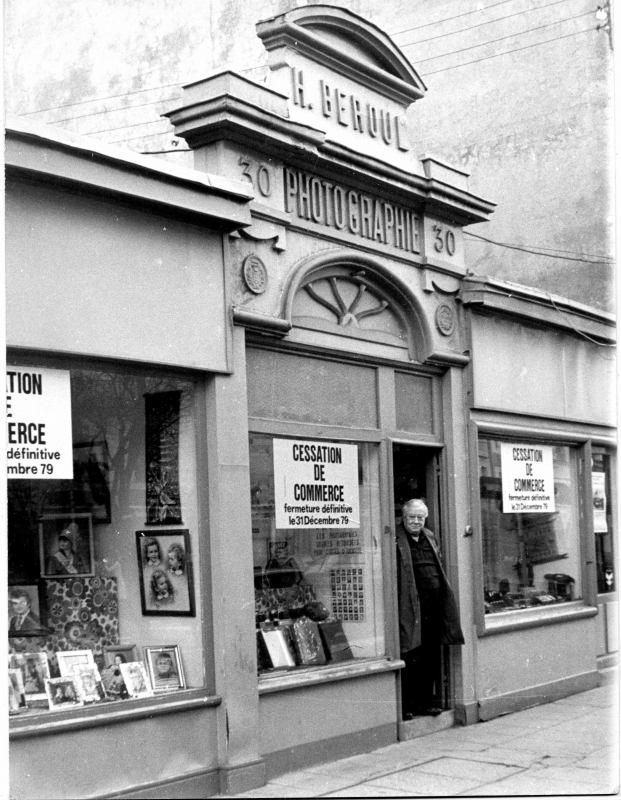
[9,688,221,739]
[258,657,404,695]
[480,601,598,637]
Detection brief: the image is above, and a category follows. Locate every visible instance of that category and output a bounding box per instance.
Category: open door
[392,443,449,720]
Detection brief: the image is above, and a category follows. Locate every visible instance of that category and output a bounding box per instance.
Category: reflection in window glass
[250,434,384,671]
[592,451,615,594]
[479,439,582,614]
[7,363,203,717]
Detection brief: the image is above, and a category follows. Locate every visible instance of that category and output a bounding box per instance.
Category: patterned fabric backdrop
[9,576,119,676]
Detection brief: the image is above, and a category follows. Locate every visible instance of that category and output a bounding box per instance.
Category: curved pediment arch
[281,250,433,363]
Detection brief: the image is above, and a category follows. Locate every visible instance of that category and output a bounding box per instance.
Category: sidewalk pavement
[216,680,618,797]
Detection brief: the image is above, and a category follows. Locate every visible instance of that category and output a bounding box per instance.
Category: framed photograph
[292,618,327,666]
[73,664,106,703]
[136,530,195,616]
[119,661,154,699]
[103,644,137,669]
[260,629,296,668]
[143,646,186,692]
[39,513,94,578]
[9,652,51,702]
[40,440,111,524]
[45,677,83,711]
[8,668,27,712]
[8,583,47,636]
[57,649,96,678]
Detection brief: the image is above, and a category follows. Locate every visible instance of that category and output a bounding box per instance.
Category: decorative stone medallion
[435,302,455,336]
[243,254,268,294]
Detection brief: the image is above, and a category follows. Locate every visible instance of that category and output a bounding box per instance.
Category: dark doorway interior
[392,443,448,719]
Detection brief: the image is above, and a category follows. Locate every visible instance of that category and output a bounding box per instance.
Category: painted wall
[6,178,229,372]
[5,0,613,310]
[470,313,616,425]
[10,705,220,799]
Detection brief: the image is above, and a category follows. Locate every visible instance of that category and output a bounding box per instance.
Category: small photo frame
[136,530,195,616]
[45,677,83,711]
[9,652,51,702]
[103,644,137,669]
[8,668,27,712]
[119,662,154,699]
[73,664,106,703]
[144,646,185,692]
[57,649,96,678]
[39,513,94,578]
[8,583,47,636]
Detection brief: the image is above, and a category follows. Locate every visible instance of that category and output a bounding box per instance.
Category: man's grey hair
[401,498,429,517]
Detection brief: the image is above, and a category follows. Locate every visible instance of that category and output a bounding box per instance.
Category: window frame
[469,420,600,637]
[6,348,216,733]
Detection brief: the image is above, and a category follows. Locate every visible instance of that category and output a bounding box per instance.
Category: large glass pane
[394,372,433,434]
[246,349,378,428]
[8,361,203,716]
[479,438,582,614]
[592,451,615,594]
[250,434,384,671]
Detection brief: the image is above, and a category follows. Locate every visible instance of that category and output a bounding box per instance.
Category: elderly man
[396,498,464,718]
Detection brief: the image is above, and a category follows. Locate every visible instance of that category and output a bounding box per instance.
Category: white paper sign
[500,443,555,513]
[592,472,608,533]
[6,367,73,479]
[273,439,360,529]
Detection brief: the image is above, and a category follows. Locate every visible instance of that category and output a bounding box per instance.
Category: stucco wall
[5,0,614,310]
[6,178,229,371]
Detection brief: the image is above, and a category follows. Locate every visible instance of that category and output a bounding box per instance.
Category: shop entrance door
[392,443,450,720]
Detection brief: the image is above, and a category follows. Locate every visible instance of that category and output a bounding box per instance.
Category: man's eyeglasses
[404,515,425,521]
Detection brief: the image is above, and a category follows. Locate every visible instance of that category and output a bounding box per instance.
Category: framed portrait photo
[45,677,83,711]
[9,652,51,703]
[103,644,137,669]
[57,649,96,678]
[39,513,94,579]
[8,668,27,712]
[136,530,195,616]
[144,646,185,692]
[73,664,106,703]
[119,661,154,699]
[8,583,47,637]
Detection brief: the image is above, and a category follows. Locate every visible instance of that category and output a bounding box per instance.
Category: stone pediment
[256,4,426,106]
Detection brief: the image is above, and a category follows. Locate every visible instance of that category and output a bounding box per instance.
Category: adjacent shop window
[592,450,615,594]
[250,434,385,671]
[479,438,582,613]
[8,362,203,716]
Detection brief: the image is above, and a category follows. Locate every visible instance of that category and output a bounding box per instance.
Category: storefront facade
[7,7,616,799]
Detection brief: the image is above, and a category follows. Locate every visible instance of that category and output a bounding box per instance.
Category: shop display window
[479,438,583,614]
[7,361,204,717]
[249,434,385,672]
[592,450,615,594]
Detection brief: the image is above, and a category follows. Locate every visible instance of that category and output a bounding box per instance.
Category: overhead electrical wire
[399,0,574,47]
[49,93,183,126]
[409,8,594,61]
[389,0,516,36]
[465,231,614,265]
[420,23,597,75]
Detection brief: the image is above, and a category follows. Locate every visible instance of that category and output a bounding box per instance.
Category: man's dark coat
[396,523,464,654]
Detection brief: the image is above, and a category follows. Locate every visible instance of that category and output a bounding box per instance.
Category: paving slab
[368,768,482,795]
[524,763,619,791]
[269,769,360,794]
[323,785,416,797]
[411,755,522,783]
[453,746,544,768]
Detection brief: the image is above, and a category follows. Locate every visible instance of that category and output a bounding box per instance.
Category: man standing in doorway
[396,499,464,718]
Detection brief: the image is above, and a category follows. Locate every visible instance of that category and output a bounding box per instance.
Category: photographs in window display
[8,583,48,636]
[144,646,185,692]
[103,644,137,668]
[8,669,27,713]
[9,652,51,703]
[73,664,107,703]
[259,629,296,669]
[136,530,195,616]
[145,391,183,525]
[39,513,94,578]
[57,649,96,678]
[45,677,83,711]
[292,618,327,666]
[119,662,154,699]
